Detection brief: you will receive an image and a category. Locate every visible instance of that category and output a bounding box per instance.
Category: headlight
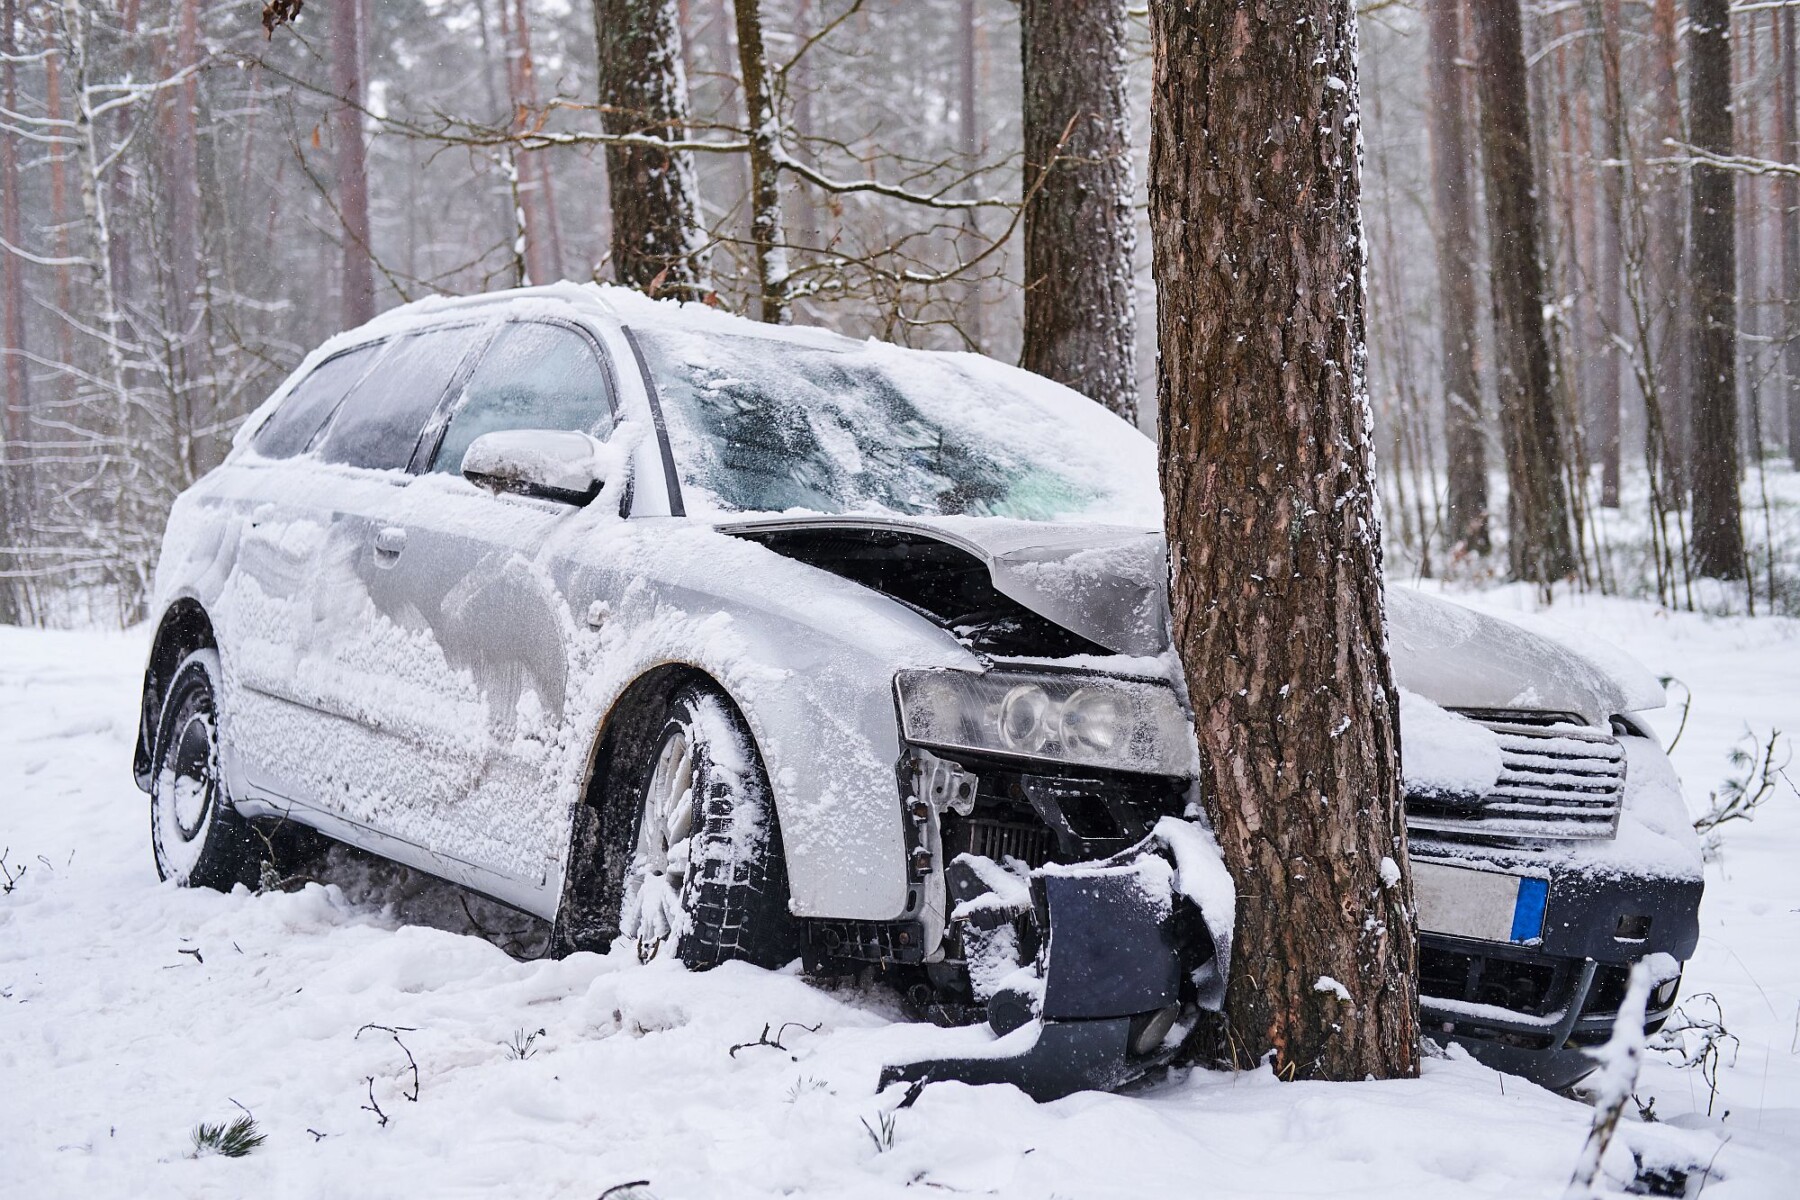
[896,668,1196,775]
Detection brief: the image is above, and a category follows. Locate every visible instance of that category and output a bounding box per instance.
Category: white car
[136,284,1702,1097]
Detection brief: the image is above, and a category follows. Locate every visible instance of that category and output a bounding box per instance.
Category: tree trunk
[1021,0,1137,422]
[0,0,25,623]
[1650,0,1689,495]
[958,0,983,352]
[1149,0,1419,1082]
[1595,0,1624,508]
[731,0,788,324]
[596,0,709,295]
[1426,0,1489,553]
[1468,0,1576,583]
[1782,6,1800,466]
[331,0,375,327]
[169,0,199,316]
[1687,0,1746,580]
[508,0,565,284]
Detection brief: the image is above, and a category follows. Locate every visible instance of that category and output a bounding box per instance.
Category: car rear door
[356,319,622,904]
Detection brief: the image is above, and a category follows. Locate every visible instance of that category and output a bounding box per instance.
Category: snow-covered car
[134,283,1702,1097]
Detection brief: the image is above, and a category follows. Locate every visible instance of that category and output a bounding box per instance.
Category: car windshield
[634,327,1157,524]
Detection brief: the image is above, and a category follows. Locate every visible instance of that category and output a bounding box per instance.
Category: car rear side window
[251,345,381,459]
[429,322,615,475]
[315,328,477,471]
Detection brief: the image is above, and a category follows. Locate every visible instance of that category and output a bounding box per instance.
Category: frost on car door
[361,320,620,901]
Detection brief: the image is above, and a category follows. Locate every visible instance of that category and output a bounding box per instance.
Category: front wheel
[620,683,799,969]
[149,649,262,890]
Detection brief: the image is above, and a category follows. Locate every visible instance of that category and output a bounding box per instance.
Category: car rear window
[429,322,615,474]
[315,328,477,471]
[251,344,382,459]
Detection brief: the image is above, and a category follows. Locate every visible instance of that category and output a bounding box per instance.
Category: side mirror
[461,429,608,505]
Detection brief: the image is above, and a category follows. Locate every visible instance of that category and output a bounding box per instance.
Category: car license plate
[1413,861,1548,944]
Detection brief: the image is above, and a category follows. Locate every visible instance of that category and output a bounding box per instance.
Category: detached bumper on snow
[879,824,1223,1102]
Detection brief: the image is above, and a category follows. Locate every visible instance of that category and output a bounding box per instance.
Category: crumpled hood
[718,514,1663,725]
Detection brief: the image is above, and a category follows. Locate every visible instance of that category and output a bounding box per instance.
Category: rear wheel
[149,649,262,890]
[620,683,798,969]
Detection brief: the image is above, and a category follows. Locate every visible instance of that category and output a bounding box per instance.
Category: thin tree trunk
[1651,0,1689,496]
[1469,0,1576,582]
[958,0,983,352]
[1782,6,1800,465]
[1149,0,1419,1082]
[331,0,375,327]
[1020,0,1137,422]
[509,0,564,283]
[1687,0,1746,580]
[0,0,25,623]
[169,0,199,316]
[731,0,788,324]
[44,36,73,375]
[1596,0,1625,507]
[596,0,709,295]
[1427,0,1490,553]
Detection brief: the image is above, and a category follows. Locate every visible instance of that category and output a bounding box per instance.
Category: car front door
[256,323,495,858]
[351,319,623,904]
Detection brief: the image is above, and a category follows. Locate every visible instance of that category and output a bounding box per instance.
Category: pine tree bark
[1468,0,1576,582]
[731,0,789,324]
[595,0,708,295]
[1426,0,1489,553]
[330,0,375,327]
[1650,0,1689,495]
[1021,0,1137,422]
[1149,0,1419,1082]
[1779,7,1800,466]
[1595,0,1625,508]
[1687,0,1746,580]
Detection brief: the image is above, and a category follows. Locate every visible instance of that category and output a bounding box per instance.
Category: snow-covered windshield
[634,326,1159,524]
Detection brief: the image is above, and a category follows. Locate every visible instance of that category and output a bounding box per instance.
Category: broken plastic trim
[879,828,1216,1102]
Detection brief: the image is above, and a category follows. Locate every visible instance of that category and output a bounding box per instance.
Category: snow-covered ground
[3,590,1796,1198]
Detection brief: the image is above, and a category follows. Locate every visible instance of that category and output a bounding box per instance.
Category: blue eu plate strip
[1510,877,1549,942]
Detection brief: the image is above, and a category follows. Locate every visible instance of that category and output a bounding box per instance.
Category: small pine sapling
[190,1114,266,1158]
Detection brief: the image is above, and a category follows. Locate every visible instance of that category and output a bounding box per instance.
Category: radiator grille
[955,817,1055,870]
[1406,710,1625,842]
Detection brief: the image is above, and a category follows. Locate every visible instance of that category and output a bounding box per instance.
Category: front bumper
[1413,844,1700,1088]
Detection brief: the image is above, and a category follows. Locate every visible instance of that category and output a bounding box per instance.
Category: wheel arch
[551,661,735,956]
[134,597,218,791]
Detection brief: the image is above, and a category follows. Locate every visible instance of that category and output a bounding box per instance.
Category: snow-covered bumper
[878,820,1228,1102]
[1412,848,1699,1088]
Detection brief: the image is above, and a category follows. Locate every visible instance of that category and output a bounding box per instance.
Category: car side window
[429,322,615,475]
[315,328,477,471]
[250,344,382,459]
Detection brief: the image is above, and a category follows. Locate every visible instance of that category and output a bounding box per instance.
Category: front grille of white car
[1406,711,1626,842]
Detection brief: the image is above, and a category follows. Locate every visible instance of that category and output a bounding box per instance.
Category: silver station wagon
[136,283,1702,1097]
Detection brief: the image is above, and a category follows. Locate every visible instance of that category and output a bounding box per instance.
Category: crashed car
[136,283,1702,1099]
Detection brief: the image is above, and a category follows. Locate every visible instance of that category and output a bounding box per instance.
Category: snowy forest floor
[3,588,1798,1198]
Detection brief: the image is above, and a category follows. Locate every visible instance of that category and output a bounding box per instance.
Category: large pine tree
[1687,0,1746,580]
[1426,0,1490,553]
[1149,0,1419,1081]
[1020,0,1138,423]
[1468,0,1575,583]
[595,0,709,296]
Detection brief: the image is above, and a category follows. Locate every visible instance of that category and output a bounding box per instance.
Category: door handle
[373,526,407,563]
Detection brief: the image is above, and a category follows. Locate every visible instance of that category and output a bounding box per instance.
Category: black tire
[149,649,263,890]
[621,682,799,969]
